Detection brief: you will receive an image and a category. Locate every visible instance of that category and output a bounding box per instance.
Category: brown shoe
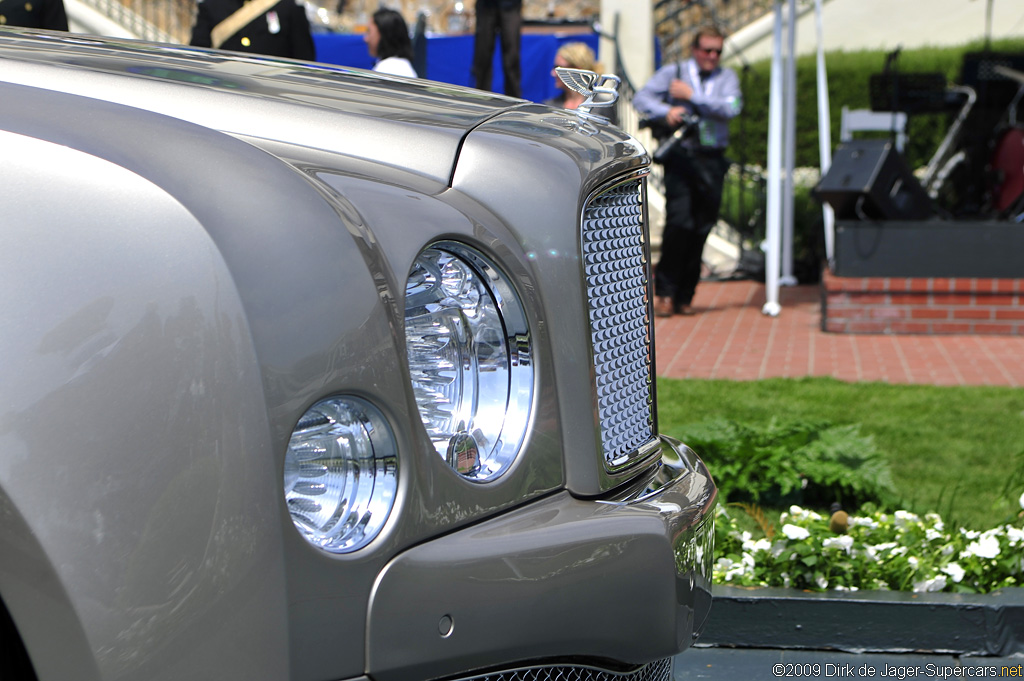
[654,296,674,317]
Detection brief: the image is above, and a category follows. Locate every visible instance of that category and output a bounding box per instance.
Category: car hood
[0,28,526,183]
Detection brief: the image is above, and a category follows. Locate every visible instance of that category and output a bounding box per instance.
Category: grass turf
[656,376,1024,530]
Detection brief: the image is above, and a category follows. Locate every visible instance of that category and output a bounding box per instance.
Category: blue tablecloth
[313,31,600,104]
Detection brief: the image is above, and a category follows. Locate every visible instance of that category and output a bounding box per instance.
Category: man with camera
[635,24,742,316]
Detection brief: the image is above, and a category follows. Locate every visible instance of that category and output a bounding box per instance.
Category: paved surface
[674,647,1023,680]
[653,280,1024,386]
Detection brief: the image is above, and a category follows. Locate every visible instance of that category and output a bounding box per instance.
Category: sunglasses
[696,46,723,55]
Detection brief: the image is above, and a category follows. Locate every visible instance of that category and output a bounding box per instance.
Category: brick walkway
[653,280,1024,386]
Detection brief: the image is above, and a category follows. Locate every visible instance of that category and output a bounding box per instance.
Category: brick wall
[822,270,1024,335]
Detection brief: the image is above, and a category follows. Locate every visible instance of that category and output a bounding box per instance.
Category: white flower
[908,556,920,570]
[962,534,1001,560]
[857,545,879,562]
[823,535,854,553]
[961,529,980,539]
[1019,491,1024,511]
[742,535,772,553]
[924,513,945,531]
[848,516,879,529]
[741,553,756,568]
[941,563,965,583]
[894,510,920,528]
[925,528,943,541]
[941,544,956,557]
[786,505,823,522]
[815,574,828,589]
[913,574,947,593]
[782,524,810,540]
[715,557,751,582]
[1006,527,1024,545]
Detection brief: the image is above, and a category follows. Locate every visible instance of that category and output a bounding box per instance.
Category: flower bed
[714,498,1024,594]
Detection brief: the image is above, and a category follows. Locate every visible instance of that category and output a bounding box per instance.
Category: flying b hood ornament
[554,67,620,125]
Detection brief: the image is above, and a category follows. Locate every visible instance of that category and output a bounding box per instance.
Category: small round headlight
[404,244,532,482]
[284,397,397,553]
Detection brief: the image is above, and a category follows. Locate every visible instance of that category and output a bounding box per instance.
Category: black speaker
[815,139,934,220]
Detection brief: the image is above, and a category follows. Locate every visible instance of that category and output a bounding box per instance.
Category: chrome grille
[453,658,673,681]
[581,177,656,471]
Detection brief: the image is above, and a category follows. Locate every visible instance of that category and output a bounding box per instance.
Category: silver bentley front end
[0,30,716,681]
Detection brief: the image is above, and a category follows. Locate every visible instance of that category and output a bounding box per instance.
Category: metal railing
[73,0,337,45]
[75,0,192,43]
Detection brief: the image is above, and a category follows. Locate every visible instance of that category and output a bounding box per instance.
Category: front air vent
[455,658,674,681]
[581,176,658,472]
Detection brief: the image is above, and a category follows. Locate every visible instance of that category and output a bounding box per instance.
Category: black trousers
[471,3,522,98]
[655,150,730,307]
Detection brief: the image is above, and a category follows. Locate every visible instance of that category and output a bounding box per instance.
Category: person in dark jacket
[634,24,742,316]
[0,0,68,31]
[190,0,315,62]
[471,0,521,98]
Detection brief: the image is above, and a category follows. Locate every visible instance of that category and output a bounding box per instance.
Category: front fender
[0,129,289,681]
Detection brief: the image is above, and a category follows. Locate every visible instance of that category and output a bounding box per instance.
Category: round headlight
[404,244,532,482]
[284,397,397,553]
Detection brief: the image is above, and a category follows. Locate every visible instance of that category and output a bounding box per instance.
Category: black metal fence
[653,0,772,64]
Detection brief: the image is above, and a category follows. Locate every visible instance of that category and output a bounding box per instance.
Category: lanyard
[687,60,718,147]
[687,60,715,98]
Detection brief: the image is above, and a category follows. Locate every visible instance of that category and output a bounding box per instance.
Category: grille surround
[581,174,658,473]
[450,657,673,681]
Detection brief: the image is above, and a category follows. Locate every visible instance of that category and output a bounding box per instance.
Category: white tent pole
[814,0,835,267]
[762,0,784,317]
[780,0,798,287]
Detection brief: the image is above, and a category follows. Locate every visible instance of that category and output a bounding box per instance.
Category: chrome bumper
[366,436,717,681]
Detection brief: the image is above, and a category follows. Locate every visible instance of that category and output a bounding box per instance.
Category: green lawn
[656,377,1024,530]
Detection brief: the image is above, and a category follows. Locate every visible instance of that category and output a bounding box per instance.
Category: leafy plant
[725,37,1024,171]
[674,417,897,509]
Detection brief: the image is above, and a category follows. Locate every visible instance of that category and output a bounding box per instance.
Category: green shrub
[673,417,897,508]
[725,37,1024,170]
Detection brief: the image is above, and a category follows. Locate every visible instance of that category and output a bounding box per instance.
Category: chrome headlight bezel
[283,396,398,554]
[403,241,533,483]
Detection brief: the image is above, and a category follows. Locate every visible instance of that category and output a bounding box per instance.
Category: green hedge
[725,37,1024,170]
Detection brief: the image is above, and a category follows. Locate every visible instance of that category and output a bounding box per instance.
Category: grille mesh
[452,657,673,681]
[581,178,656,470]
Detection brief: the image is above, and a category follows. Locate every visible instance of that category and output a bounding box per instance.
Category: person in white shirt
[365,8,418,78]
